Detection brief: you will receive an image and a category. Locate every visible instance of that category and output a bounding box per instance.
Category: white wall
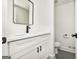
[2,0,54,38]
[55,0,75,53]
[2,0,54,56]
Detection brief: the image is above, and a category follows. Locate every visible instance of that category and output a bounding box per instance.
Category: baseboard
[59,46,75,53]
[2,56,11,59]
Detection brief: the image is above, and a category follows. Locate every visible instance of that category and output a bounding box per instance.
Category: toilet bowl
[47,54,56,59]
[55,42,61,54]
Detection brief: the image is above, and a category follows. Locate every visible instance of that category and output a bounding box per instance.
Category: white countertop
[7,32,50,42]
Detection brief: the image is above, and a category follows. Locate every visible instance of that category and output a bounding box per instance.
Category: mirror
[13,0,34,25]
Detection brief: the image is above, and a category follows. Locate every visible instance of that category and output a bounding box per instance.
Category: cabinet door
[39,39,50,59]
[9,39,39,59]
[10,45,39,59]
[11,48,38,59]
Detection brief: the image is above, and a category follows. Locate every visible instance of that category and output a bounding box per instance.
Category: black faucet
[26,26,31,33]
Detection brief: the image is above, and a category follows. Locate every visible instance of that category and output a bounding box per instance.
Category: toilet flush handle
[71,33,77,38]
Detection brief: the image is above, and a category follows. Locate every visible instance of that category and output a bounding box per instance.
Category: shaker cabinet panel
[39,39,50,59]
[11,47,39,59]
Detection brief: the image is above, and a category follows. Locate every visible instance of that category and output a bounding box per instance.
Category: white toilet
[47,54,56,59]
[55,42,61,54]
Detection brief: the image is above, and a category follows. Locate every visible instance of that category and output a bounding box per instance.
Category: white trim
[59,46,75,53]
[7,32,50,42]
[55,0,75,6]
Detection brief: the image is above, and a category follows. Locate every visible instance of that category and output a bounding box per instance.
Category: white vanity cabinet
[8,34,50,59]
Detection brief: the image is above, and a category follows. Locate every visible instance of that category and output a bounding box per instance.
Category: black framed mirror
[13,0,34,25]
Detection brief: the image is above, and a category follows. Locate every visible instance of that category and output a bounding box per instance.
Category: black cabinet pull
[37,47,39,53]
[2,37,7,44]
[40,46,42,51]
[37,46,42,53]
